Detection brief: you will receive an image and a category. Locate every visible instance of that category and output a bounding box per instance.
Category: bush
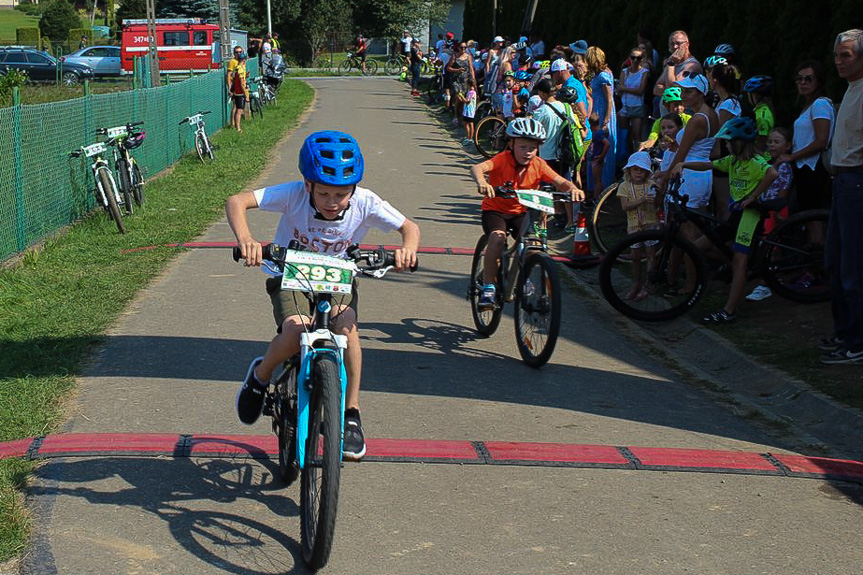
[14,2,44,16]
[0,69,29,106]
[39,0,83,43]
[16,27,41,48]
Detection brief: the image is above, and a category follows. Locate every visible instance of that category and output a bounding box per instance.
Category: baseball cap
[527,95,543,114]
[446,32,454,39]
[493,35,505,43]
[674,74,709,95]
[569,40,588,55]
[624,151,652,172]
[519,36,528,44]
[550,59,572,73]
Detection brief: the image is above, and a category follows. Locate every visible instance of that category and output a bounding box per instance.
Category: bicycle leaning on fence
[68,138,127,234]
[96,122,146,214]
[467,184,565,368]
[232,241,417,570]
[179,111,215,164]
[598,177,831,322]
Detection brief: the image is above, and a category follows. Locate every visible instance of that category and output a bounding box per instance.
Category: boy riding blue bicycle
[225,131,420,460]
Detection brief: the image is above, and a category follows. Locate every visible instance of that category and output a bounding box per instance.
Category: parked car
[0,46,95,85]
[61,45,122,77]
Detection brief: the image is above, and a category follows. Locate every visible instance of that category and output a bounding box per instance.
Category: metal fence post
[12,87,25,251]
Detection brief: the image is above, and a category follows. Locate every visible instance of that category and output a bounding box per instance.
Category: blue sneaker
[478,284,496,309]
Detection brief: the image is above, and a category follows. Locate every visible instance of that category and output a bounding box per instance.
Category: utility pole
[266,0,272,36]
[492,0,497,38]
[521,0,540,36]
[145,0,159,87]
[218,0,232,64]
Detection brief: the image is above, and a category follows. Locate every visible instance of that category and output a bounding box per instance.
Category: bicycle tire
[277,371,300,486]
[338,59,352,74]
[757,209,831,304]
[115,158,134,215]
[251,95,263,119]
[591,181,629,255]
[474,116,507,159]
[473,101,493,124]
[384,57,401,75]
[96,167,126,234]
[364,59,378,75]
[204,135,215,162]
[195,133,206,164]
[131,161,145,206]
[514,252,562,368]
[300,353,341,570]
[426,75,442,104]
[598,229,705,322]
[469,234,504,336]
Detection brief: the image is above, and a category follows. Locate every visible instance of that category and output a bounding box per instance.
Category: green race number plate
[516,189,556,214]
[280,250,356,294]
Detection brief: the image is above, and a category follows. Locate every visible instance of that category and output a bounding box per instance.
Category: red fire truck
[120,18,220,74]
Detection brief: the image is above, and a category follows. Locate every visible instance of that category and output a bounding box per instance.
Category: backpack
[547,102,586,170]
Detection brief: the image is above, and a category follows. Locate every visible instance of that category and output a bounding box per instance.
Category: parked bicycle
[248,78,265,119]
[598,177,831,322]
[69,138,126,233]
[384,51,432,76]
[232,241,416,569]
[339,52,377,75]
[467,185,564,368]
[96,122,146,214]
[179,111,215,164]
[474,114,508,158]
[425,61,446,105]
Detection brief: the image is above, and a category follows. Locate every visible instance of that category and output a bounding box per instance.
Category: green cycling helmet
[662,87,682,104]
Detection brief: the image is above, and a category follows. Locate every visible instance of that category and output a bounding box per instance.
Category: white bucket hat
[624,151,652,172]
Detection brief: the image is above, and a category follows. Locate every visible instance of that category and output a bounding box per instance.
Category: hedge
[15,27,40,47]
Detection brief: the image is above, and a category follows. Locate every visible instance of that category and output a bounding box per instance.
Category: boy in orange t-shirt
[470,117,583,307]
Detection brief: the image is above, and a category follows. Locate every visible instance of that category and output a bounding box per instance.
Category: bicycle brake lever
[363,266,393,279]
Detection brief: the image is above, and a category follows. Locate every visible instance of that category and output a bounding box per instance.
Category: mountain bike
[598,177,831,322]
[385,52,432,76]
[339,52,377,75]
[69,139,125,233]
[467,185,564,368]
[179,111,214,164]
[232,241,416,569]
[252,75,277,105]
[425,61,445,105]
[248,78,265,119]
[96,122,146,215]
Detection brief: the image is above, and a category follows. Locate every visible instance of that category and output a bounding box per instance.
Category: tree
[115,0,146,24]
[300,0,352,59]
[352,0,451,39]
[39,0,82,42]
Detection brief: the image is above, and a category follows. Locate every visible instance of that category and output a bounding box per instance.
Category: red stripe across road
[2,433,861,483]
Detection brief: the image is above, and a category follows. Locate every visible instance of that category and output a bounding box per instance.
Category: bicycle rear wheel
[474,116,507,159]
[338,59,353,74]
[96,167,125,234]
[758,209,831,303]
[300,353,342,570]
[250,95,263,119]
[115,158,134,215]
[363,60,378,75]
[598,229,705,321]
[469,234,504,336]
[591,182,629,255]
[514,252,562,368]
[276,370,300,486]
[384,57,401,75]
[131,161,145,206]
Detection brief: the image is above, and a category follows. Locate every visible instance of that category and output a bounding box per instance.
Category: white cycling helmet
[505,117,547,142]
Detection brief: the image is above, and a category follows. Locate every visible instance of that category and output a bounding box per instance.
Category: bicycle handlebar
[232,241,418,273]
[493,185,571,200]
[179,111,211,125]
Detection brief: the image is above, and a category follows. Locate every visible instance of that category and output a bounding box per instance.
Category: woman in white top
[618,47,651,157]
[709,63,743,219]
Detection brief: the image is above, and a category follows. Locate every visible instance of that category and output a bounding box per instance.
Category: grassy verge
[0,11,40,42]
[0,79,314,562]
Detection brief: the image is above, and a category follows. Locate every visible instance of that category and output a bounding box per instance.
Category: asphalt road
[21,78,863,575]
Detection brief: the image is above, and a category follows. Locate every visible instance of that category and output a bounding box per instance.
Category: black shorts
[356,51,367,62]
[482,210,528,239]
[266,276,359,333]
[232,94,246,108]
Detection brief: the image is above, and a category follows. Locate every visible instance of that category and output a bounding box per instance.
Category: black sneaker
[342,409,366,461]
[820,347,863,365]
[818,335,845,353]
[236,357,267,425]
[702,308,736,324]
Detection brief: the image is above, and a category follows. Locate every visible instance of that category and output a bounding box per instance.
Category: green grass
[0,79,314,562]
[0,10,40,43]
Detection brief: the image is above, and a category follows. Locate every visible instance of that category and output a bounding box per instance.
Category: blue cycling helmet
[743,75,773,94]
[703,55,727,69]
[298,130,364,186]
[715,117,757,141]
[515,70,532,81]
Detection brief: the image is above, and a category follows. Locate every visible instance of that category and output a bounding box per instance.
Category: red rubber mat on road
[770,454,863,480]
[37,433,182,457]
[0,438,34,459]
[365,438,479,462]
[484,442,631,467]
[189,435,278,458]
[628,447,780,474]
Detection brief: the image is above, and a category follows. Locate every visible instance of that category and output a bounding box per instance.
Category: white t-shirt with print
[253,182,406,259]
[793,97,835,170]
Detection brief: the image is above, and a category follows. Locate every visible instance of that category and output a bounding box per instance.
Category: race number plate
[82,142,108,157]
[280,251,356,294]
[106,126,128,139]
[516,189,556,214]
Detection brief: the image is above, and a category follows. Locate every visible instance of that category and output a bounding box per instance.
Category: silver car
[61,46,121,77]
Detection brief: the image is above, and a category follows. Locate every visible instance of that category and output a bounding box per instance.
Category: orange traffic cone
[567,206,600,268]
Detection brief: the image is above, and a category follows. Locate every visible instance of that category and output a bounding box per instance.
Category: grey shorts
[619,105,646,118]
[265,276,359,332]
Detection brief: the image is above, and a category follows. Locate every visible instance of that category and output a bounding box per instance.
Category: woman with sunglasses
[777,60,835,232]
[619,48,650,156]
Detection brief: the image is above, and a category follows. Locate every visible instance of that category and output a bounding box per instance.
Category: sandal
[702,308,736,324]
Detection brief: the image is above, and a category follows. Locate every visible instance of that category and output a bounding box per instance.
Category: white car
[61,46,121,77]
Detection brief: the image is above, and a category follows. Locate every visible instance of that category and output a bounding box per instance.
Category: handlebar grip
[95,128,107,135]
[232,246,242,262]
[201,110,212,115]
[179,118,188,125]
[69,150,82,158]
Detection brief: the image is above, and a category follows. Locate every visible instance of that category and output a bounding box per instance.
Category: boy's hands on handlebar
[237,237,263,266]
[394,247,418,271]
[477,181,496,198]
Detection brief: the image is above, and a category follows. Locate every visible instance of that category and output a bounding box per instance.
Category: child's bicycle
[96,122,146,214]
[179,111,215,164]
[339,52,377,75]
[232,241,416,570]
[598,177,831,322]
[69,138,127,233]
[467,184,565,368]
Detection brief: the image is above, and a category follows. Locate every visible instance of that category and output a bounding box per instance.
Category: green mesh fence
[0,64,249,262]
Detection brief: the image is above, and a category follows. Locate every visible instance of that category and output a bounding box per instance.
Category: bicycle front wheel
[131,161,145,206]
[300,353,342,570]
[758,209,831,303]
[474,116,507,159]
[96,167,125,234]
[251,96,263,119]
[115,158,134,215]
[469,234,504,336]
[591,182,629,255]
[338,59,353,74]
[384,58,401,75]
[514,252,561,368]
[598,229,705,322]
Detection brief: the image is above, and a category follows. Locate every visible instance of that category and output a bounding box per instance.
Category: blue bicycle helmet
[743,75,773,94]
[703,55,728,69]
[715,117,757,141]
[515,70,532,81]
[298,131,364,186]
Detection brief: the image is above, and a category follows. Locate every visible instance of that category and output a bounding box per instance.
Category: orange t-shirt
[482,151,558,214]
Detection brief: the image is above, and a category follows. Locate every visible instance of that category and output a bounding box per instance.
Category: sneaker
[236,357,268,425]
[461,138,472,146]
[342,409,366,461]
[745,285,773,302]
[818,335,845,353]
[820,347,863,365]
[478,283,496,309]
[564,224,577,233]
[702,308,736,324]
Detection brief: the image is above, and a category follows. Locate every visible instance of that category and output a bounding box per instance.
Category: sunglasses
[630,55,642,60]
[795,74,815,84]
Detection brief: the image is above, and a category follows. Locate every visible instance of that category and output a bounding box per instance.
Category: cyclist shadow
[30,447,316,574]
